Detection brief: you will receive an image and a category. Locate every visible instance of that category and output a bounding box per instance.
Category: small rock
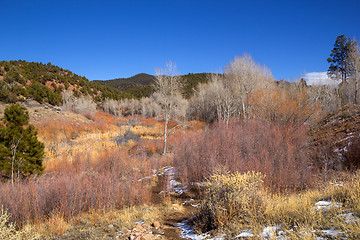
[108,224,114,229]
[136,224,143,231]
[141,234,152,240]
[153,221,161,228]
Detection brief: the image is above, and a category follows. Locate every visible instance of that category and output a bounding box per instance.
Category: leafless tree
[121,98,141,116]
[61,90,97,115]
[154,61,184,155]
[186,80,218,123]
[306,84,340,113]
[188,56,274,124]
[347,40,360,104]
[210,75,238,124]
[224,54,274,119]
[141,96,162,118]
[103,98,122,116]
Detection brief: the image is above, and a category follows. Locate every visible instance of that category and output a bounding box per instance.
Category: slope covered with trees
[0,60,131,105]
[95,72,211,99]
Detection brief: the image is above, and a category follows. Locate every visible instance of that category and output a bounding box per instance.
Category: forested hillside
[95,72,212,99]
[0,60,130,105]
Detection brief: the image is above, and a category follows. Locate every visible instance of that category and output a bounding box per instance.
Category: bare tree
[224,54,274,119]
[347,40,360,104]
[306,84,340,113]
[120,98,141,116]
[186,80,218,123]
[61,90,96,115]
[141,96,162,118]
[187,56,274,124]
[154,61,184,155]
[211,75,238,124]
[103,98,122,116]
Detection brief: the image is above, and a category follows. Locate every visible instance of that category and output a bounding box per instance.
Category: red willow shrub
[174,120,312,192]
[0,150,157,226]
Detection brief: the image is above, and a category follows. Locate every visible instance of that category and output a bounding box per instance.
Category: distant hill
[0,60,129,105]
[94,73,156,90]
[96,73,212,99]
[0,60,214,105]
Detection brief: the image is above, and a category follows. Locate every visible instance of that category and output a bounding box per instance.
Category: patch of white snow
[177,220,210,240]
[234,230,254,238]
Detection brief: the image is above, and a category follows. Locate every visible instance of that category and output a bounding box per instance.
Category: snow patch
[234,230,254,238]
[260,225,281,239]
[314,201,342,210]
[320,227,344,238]
[177,220,210,240]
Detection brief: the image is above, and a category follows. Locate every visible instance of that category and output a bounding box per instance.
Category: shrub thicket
[196,171,265,232]
[0,150,155,226]
[344,135,360,170]
[174,120,312,192]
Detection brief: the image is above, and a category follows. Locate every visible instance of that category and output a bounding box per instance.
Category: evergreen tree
[0,104,44,184]
[327,35,356,83]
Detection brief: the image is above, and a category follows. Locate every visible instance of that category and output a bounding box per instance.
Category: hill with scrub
[95,72,212,99]
[0,60,131,105]
[1,48,360,240]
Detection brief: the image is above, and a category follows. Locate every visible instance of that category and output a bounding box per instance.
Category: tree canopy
[327,35,357,82]
[0,104,44,183]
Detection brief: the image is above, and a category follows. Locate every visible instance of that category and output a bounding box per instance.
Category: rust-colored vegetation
[174,120,312,192]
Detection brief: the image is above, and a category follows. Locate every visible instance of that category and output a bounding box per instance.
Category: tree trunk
[11,155,15,186]
[242,99,246,119]
[355,78,358,104]
[163,111,169,155]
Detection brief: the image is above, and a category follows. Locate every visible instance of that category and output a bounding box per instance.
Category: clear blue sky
[1,0,360,81]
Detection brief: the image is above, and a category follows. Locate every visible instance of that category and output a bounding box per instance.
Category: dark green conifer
[0,104,44,183]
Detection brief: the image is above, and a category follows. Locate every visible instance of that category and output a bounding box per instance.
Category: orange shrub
[0,149,164,226]
[248,87,321,125]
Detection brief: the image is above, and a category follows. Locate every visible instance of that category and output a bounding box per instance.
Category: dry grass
[195,171,266,232]
[196,171,360,239]
[33,202,184,238]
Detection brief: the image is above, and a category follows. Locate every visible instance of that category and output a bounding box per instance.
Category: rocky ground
[0,100,91,124]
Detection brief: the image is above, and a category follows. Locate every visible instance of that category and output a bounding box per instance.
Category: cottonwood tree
[187,57,274,123]
[211,74,238,124]
[154,62,185,155]
[140,96,162,118]
[103,98,122,116]
[224,54,274,119]
[186,79,218,123]
[0,104,44,185]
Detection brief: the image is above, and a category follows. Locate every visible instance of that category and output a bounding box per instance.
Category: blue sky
[1,0,360,81]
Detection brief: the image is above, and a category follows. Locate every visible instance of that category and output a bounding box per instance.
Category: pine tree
[0,104,44,184]
[327,35,355,83]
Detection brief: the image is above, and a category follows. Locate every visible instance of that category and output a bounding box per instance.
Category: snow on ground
[177,220,210,240]
[314,200,342,211]
[177,198,360,240]
[234,230,254,238]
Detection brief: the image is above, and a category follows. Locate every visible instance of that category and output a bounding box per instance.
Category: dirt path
[152,171,200,240]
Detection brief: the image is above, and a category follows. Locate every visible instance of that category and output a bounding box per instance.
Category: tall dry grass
[194,170,360,238]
